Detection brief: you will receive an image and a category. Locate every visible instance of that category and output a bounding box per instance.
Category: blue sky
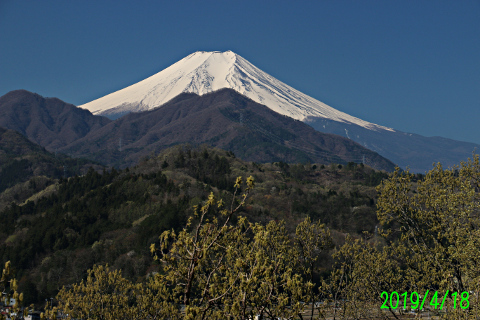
[1,0,479,144]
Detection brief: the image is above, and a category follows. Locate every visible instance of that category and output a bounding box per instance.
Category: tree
[376,155,480,317]
[221,220,308,320]
[151,176,309,319]
[326,236,403,319]
[44,265,134,320]
[294,217,332,319]
[1,261,23,320]
[150,176,255,319]
[44,173,310,319]
[43,264,178,320]
[45,171,408,319]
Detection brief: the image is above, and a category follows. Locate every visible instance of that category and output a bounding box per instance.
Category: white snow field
[79,50,393,132]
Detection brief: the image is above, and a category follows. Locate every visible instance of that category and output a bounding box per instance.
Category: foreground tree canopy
[1,261,24,320]
[37,155,480,319]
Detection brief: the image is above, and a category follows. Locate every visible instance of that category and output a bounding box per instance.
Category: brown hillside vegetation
[0,146,386,309]
[60,89,396,170]
[36,152,480,319]
[0,90,110,150]
[0,89,395,171]
[3,146,478,319]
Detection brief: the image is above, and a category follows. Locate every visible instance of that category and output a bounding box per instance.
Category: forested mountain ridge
[76,50,480,173]
[0,89,396,171]
[36,154,480,319]
[62,89,396,170]
[0,90,111,150]
[0,145,392,306]
[0,127,100,210]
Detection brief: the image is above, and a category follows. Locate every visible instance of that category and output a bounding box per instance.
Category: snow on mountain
[79,51,393,132]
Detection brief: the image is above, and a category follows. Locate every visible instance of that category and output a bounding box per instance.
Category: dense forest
[2,145,478,319]
[0,127,100,212]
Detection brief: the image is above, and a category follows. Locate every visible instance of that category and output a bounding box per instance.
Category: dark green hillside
[0,127,55,192]
[0,127,99,211]
[155,146,389,234]
[0,145,390,305]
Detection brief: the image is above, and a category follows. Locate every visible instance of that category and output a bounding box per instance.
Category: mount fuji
[79,51,479,172]
[79,51,390,131]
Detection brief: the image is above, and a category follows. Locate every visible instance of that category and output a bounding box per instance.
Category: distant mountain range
[0,89,395,171]
[78,51,480,172]
[0,89,110,150]
[1,51,478,172]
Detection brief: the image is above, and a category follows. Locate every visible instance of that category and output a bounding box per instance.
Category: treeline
[0,154,93,194]
[32,155,480,319]
[0,126,97,194]
[1,146,392,310]
[0,166,190,303]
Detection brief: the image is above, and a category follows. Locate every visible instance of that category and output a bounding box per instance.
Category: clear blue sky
[1,0,479,144]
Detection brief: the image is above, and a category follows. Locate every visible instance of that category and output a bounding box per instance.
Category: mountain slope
[0,90,111,150]
[78,51,391,132]
[78,50,480,172]
[0,126,98,195]
[307,118,480,172]
[0,145,389,305]
[65,89,396,171]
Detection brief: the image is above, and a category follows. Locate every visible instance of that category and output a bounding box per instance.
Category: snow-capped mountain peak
[79,50,393,131]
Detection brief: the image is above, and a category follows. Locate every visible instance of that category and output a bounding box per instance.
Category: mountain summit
[78,51,479,172]
[79,51,391,132]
